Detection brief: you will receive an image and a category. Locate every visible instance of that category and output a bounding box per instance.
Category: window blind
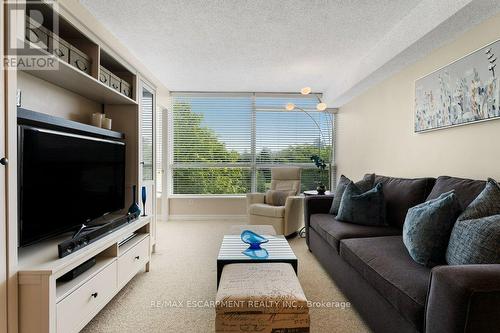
[156,106,164,195]
[170,93,333,195]
[141,89,154,181]
[254,93,332,192]
[171,93,253,194]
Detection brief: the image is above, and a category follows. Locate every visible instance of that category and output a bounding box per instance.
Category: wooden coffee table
[216,234,298,287]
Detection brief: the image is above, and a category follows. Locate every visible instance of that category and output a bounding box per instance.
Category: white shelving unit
[20,50,137,105]
[18,216,152,333]
[3,1,159,332]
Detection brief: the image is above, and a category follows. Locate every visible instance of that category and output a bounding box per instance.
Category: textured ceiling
[80,0,500,106]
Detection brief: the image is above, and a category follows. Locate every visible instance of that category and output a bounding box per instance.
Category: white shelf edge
[18,216,152,276]
[19,49,137,105]
[55,256,115,302]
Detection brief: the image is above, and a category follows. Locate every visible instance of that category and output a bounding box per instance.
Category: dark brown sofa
[304,175,500,333]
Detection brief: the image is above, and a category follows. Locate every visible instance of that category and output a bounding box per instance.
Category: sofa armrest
[284,196,303,236]
[304,196,334,247]
[246,193,265,211]
[425,264,500,333]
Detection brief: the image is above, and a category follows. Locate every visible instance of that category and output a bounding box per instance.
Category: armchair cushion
[249,203,285,218]
[265,190,295,206]
[270,167,301,194]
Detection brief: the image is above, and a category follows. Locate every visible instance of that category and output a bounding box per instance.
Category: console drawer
[56,261,117,333]
[117,236,150,287]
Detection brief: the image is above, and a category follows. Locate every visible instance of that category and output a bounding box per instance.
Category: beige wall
[18,72,101,121]
[337,12,500,182]
[169,197,247,218]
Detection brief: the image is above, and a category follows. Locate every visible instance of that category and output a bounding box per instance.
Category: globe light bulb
[300,87,312,95]
[316,102,327,111]
[285,103,295,111]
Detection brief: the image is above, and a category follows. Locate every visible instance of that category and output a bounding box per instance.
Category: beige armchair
[246,167,303,236]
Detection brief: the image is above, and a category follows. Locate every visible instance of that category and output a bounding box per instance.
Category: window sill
[167,194,246,199]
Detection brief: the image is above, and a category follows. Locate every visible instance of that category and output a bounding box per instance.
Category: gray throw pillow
[337,181,386,226]
[457,178,500,221]
[329,174,375,215]
[446,214,500,264]
[402,191,462,267]
[446,178,500,265]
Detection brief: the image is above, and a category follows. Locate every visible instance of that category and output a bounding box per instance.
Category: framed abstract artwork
[415,39,499,132]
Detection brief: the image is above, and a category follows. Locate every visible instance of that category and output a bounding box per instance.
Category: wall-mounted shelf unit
[99,49,136,101]
[22,1,138,105]
[19,48,137,105]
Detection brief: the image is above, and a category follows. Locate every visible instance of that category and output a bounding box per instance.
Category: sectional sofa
[304,175,500,333]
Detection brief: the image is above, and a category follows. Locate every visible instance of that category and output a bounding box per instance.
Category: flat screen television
[18,125,126,247]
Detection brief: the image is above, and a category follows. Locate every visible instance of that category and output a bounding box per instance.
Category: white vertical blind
[141,89,154,181]
[156,106,164,195]
[170,93,334,195]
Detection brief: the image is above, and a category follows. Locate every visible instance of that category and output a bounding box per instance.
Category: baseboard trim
[167,214,248,222]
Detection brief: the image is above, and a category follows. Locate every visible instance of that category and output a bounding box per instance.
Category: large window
[169,93,333,195]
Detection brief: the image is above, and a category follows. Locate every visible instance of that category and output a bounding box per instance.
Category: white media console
[17,216,152,333]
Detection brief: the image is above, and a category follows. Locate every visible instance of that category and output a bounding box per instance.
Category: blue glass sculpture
[128,185,141,217]
[241,230,269,258]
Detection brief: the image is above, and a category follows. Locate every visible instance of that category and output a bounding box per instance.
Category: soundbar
[58,212,140,258]
[58,257,96,282]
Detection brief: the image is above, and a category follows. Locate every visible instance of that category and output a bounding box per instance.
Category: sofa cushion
[457,178,500,221]
[446,214,500,265]
[426,176,486,210]
[340,236,431,331]
[249,203,285,218]
[337,182,386,226]
[374,175,435,228]
[403,191,462,267]
[329,174,375,215]
[309,214,401,252]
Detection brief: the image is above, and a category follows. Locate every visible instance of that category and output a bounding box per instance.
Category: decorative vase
[128,185,141,217]
[141,186,147,217]
[241,230,269,259]
[241,230,269,249]
[317,184,326,195]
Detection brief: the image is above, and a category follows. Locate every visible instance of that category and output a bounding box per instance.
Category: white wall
[168,197,247,219]
[17,72,101,120]
[337,12,500,182]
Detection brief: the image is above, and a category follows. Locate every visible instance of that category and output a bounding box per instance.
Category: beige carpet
[82,220,370,333]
